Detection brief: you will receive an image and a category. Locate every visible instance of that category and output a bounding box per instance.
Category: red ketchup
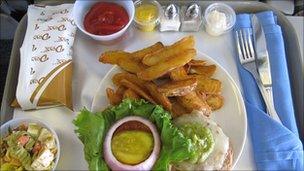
[84,2,129,35]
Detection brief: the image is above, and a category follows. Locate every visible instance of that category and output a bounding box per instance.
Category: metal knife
[251,15,282,124]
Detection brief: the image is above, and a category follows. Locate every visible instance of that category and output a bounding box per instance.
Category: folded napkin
[234,11,303,170]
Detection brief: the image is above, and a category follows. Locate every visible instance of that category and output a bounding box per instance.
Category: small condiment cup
[73,0,134,44]
[203,3,236,36]
[134,0,161,32]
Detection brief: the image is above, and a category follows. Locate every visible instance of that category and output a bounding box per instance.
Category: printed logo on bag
[41,45,65,53]
[35,24,40,30]
[58,17,76,26]
[37,16,53,22]
[30,67,35,75]
[33,33,51,40]
[55,36,70,45]
[31,54,49,62]
[52,9,69,15]
[44,24,67,32]
[53,58,68,65]
[32,45,37,51]
[30,77,45,85]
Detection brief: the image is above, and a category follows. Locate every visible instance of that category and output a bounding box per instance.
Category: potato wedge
[142,36,195,66]
[99,51,130,64]
[116,86,127,97]
[171,36,195,48]
[112,73,148,91]
[189,65,216,77]
[187,59,206,66]
[123,88,140,100]
[170,99,191,118]
[117,57,146,73]
[106,88,122,105]
[145,82,172,111]
[137,49,195,80]
[196,77,222,94]
[120,79,156,104]
[169,66,188,81]
[206,94,224,110]
[177,91,211,117]
[158,78,197,96]
[196,90,207,101]
[132,42,164,60]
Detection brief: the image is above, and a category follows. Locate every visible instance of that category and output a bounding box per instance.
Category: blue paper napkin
[234,11,303,170]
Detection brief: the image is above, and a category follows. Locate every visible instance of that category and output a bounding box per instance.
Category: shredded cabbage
[4,131,28,147]
[8,146,32,170]
[27,123,42,139]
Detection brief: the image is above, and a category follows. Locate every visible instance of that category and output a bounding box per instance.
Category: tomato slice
[18,135,30,146]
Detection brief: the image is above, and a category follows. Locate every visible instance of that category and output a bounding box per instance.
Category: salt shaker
[180,3,202,32]
[159,4,181,32]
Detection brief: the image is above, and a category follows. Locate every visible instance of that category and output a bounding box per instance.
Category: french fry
[158,78,197,96]
[142,36,195,66]
[170,98,191,118]
[206,94,224,110]
[132,42,164,60]
[169,67,188,81]
[120,79,156,104]
[99,51,130,64]
[189,65,216,77]
[123,88,140,100]
[106,88,122,105]
[177,91,211,117]
[117,57,146,73]
[145,82,172,111]
[137,49,195,80]
[112,73,148,91]
[196,77,222,94]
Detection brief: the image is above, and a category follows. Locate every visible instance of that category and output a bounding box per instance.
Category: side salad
[73,99,227,171]
[0,123,58,170]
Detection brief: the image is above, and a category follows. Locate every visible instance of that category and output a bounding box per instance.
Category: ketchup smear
[84,2,129,35]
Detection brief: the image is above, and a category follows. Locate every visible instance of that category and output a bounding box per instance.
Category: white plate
[91,51,247,169]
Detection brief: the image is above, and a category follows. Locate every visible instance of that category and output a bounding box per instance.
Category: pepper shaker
[180,3,202,32]
[159,4,181,32]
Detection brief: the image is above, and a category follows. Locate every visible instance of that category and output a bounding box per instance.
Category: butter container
[180,3,202,32]
[203,3,236,36]
[134,0,161,32]
[159,4,181,32]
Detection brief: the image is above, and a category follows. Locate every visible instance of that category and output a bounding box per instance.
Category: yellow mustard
[111,130,154,165]
[135,2,159,32]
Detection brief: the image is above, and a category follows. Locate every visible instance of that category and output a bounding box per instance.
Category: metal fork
[235,28,282,123]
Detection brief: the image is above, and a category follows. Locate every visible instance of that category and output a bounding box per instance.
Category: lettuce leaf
[73,108,110,171]
[73,99,193,171]
[150,106,194,170]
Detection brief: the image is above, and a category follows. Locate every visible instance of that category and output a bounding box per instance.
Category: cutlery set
[235,15,282,123]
